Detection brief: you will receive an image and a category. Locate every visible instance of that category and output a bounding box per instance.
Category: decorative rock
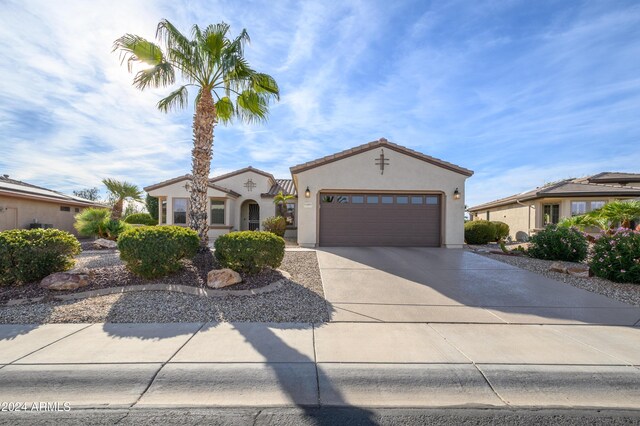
[566,264,591,278]
[548,263,567,274]
[93,238,117,249]
[207,268,242,289]
[40,271,89,291]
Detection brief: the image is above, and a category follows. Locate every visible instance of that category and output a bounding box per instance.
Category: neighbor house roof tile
[0,175,104,207]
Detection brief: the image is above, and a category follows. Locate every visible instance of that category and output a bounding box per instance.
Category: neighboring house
[145,138,473,248]
[0,175,104,235]
[467,172,640,241]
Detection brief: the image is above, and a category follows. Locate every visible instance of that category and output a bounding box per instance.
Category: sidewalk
[0,322,639,410]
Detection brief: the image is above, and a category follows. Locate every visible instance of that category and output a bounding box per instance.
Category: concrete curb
[4,270,292,306]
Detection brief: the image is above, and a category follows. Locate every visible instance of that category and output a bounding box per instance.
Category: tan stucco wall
[293,147,469,248]
[472,203,534,241]
[0,195,86,235]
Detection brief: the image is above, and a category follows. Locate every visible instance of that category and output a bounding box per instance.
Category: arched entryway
[240,199,260,231]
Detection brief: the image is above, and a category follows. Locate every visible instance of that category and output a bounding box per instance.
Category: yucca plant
[102,178,143,220]
[588,200,640,229]
[113,20,280,248]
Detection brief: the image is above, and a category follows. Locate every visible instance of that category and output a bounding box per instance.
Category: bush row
[464,220,510,245]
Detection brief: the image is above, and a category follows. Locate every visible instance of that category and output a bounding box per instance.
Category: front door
[248,203,260,231]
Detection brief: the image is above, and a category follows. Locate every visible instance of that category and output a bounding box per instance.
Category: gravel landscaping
[0,251,329,324]
[475,251,640,307]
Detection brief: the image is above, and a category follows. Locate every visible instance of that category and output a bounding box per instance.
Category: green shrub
[74,208,111,237]
[214,231,285,274]
[590,229,640,283]
[0,229,81,285]
[527,225,588,262]
[145,194,159,221]
[262,216,286,237]
[117,226,199,279]
[124,213,157,226]
[464,220,497,245]
[491,221,510,241]
[102,219,130,240]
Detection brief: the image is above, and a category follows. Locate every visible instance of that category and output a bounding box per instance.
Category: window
[336,195,349,203]
[321,195,335,203]
[366,195,379,204]
[426,196,439,205]
[173,198,188,224]
[590,201,605,211]
[75,208,80,213]
[210,200,225,225]
[571,201,587,216]
[381,196,394,204]
[160,200,167,224]
[543,204,560,225]
[351,196,364,204]
[396,196,408,204]
[60,206,71,212]
[411,196,423,204]
[284,202,295,225]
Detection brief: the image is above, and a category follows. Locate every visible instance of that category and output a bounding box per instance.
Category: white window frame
[210,199,226,225]
[172,198,188,225]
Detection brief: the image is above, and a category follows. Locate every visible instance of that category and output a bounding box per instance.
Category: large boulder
[549,262,567,274]
[566,264,591,278]
[207,268,242,289]
[40,269,90,291]
[93,238,117,249]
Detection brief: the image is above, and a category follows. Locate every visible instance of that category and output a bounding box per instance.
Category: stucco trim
[290,138,473,177]
[209,166,275,184]
[143,175,241,197]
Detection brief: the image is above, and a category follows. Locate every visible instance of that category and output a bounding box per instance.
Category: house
[144,138,473,248]
[467,172,640,241]
[0,175,104,235]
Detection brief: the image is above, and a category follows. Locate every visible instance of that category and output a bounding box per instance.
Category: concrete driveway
[317,247,640,325]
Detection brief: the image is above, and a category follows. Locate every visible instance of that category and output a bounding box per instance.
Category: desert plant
[117,226,199,279]
[588,200,640,229]
[464,220,497,245]
[214,231,285,274]
[0,229,81,285]
[145,194,159,221]
[262,216,286,237]
[491,221,510,241]
[102,178,143,220]
[102,219,131,240]
[589,229,640,284]
[527,225,588,262]
[73,208,111,238]
[558,214,607,231]
[114,20,280,248]
[273,190,295,217]
[124,213,157,226]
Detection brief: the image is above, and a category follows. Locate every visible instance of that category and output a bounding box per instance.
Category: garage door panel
[319,193,441,247]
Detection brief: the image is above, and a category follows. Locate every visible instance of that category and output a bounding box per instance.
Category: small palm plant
[273,190,295,217]
[113,20,280,247]
[102,178,143,220]
[558,214,607,231]
[588,200,640,229]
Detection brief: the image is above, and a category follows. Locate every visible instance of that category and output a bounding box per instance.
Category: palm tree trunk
[190,89,216,248]
[112,199,124,220]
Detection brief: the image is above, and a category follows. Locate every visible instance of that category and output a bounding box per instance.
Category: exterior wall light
[453,188,461,200]
[305,187,311,198]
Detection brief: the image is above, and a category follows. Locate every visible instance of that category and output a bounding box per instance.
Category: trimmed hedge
[0,229,81,285]
[262,216,286,237]
[491,221,510,241]
[124,213,157,226]
[464,220,497,245]
[117,226,199,279]
[214,231,285,274]
[527,225,588,262]
[590,229,640,283]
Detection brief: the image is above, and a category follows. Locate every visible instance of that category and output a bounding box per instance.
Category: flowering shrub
[590,229,640,284]
[527,225,588,262]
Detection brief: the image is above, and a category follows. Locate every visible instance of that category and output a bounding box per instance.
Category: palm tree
[102,178,143,220]
[113,20,280,247]
[273,190,295,217]
[588,200,640,229]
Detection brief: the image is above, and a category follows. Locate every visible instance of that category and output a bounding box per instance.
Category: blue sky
[0,0,639,207]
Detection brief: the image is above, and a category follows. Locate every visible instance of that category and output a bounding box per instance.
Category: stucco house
[467,172,640,241]
[144,138,473,248]
[0,175,103,235]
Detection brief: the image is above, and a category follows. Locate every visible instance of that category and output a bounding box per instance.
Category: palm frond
[157,85,189,112]
[132,61,175,90]
[251,73,280,99]
[113,34,164,71]
[102,178,143,201]
[215,97,235,124]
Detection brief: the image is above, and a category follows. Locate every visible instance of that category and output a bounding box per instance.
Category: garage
[319,193,442,246]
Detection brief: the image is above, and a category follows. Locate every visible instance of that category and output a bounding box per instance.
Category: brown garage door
[319,193,441,247]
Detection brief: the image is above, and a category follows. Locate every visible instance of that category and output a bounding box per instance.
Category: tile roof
[0,175,103,206]
[143,174,240,197]
[262,179,297,198]
[209,166,275,183]
[468,177,640,212]
[289,138,473,176]
[587,172,640,184]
